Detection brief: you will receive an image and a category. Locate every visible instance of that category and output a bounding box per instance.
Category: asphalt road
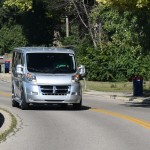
[1,80,150,150]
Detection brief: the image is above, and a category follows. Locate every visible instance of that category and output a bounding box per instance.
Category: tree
[0,23,28,54]
[42,0,99,48]
[71,0,98,48]
[86,3,150,81]
[96,0,150,9]
[3,0,32,11]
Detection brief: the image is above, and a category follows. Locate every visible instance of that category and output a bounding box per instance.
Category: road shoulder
[0,108,17,142]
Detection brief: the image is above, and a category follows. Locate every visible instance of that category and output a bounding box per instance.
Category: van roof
[14,47,75,54]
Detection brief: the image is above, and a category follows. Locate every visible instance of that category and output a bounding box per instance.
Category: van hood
[35,74,72,85]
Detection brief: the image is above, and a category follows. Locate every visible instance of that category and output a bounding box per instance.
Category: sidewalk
[0,73,11,82]
[84,90,150,104]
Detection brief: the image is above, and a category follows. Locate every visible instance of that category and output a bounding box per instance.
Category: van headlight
[26,73,36,82]
[72,74,80,82]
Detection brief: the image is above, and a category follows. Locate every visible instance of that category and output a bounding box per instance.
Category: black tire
[20,90,29,110]
[12,99,19,107]
[73,99,82,110]
[12,86,19,107]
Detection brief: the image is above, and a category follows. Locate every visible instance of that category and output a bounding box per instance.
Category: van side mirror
[16,64,24,75]
[78,65,86,78]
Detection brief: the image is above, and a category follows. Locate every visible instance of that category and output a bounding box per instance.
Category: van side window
[15,53,24,66]
[16,53,20,65]
[12,52,17,68]
[18,53,24,66]
[12,52,24,69]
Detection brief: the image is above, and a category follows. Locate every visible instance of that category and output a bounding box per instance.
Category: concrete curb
[0,109,12,135]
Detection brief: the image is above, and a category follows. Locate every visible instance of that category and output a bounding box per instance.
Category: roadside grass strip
[91,108,150,130]
[0,108,17,142]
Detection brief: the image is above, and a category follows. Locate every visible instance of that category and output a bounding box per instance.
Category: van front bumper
[24,82,82,104]
[26,94,81,104]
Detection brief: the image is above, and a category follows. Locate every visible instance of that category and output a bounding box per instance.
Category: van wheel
[73,99,82,110]
[20,90,29,110]
[12,86,19,107]
[12,99,19,107]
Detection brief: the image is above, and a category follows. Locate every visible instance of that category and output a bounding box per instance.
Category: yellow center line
[0,91,11,97]
[91,108,150,130]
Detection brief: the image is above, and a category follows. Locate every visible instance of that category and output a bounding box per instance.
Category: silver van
[11,47,85,110]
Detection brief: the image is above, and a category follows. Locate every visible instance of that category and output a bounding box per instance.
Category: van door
[13,52,24,99]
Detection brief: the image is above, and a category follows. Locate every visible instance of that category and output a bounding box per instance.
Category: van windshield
[26,53,76,73]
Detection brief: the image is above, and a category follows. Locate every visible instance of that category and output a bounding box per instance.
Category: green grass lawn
[81,80,150,93]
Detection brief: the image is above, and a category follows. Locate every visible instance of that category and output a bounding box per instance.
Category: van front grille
[40,85,70,95]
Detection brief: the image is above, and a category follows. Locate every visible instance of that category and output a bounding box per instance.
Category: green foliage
[100,7,150,81]
[97,0,150,9]
[0,23,28,54]
[21,1,54,46]
[3,0,32,12]
[73,5,150,81]
[63,35,80,47]
[0,0,150,82]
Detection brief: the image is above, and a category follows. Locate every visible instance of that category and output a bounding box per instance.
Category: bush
[76,44,150,81]
[62,5,150,82]
[0,23,28,54]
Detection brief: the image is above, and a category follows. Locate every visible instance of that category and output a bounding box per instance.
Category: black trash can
[5,61,10,73]
[133,76,143,96]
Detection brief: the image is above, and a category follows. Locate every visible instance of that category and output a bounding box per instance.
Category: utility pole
[66,16,69,37]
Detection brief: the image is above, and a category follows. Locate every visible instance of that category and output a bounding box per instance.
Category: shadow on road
[26,104,91,111]
[121,101,150,108]
[120,90,150,108]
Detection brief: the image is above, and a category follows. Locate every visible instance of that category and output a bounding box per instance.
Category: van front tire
[12,99,19,107]
[12,86,19,107]
[20,90,29,110]
[73,99,82,110]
